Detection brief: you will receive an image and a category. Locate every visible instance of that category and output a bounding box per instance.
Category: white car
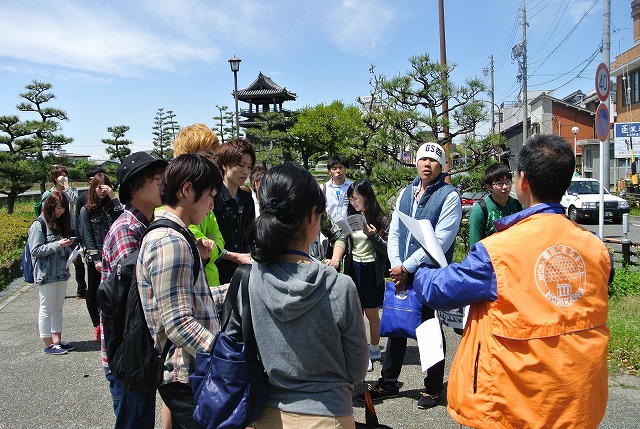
[561,178,629,224]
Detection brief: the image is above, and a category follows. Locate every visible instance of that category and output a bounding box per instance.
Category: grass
[608,294,640,375]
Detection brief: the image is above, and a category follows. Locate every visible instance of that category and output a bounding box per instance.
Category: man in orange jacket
[414,134,612,429]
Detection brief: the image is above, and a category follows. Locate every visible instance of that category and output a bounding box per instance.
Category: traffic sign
[595,63,610,101]
[596,103,609,142]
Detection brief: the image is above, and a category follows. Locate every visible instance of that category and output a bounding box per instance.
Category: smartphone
[69,236,76,241]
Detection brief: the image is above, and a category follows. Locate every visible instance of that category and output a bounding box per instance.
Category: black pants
[74,253,86,294]
[379,305,447,396]
[158,382,202,429]
[85,259,101,327]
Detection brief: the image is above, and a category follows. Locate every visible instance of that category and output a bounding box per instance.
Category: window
[622,69,640,107]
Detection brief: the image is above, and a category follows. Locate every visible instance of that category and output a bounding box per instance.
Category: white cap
[415,142,446,167]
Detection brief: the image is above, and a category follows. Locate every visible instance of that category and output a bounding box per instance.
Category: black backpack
[97,218,201,393]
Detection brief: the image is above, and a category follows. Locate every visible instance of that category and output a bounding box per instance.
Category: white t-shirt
[323,178,352,221]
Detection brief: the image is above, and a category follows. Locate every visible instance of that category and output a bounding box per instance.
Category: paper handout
[397,211,448,268]
[335,214,367,236]
[416,318,444,371]
[65,246,80,269]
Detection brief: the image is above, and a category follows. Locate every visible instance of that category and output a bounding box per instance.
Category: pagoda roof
[235,72,297,101]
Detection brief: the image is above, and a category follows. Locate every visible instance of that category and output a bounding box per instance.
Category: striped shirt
[136,210,219,385]
[99,205,150,373]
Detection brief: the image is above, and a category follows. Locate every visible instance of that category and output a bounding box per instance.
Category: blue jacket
[414,203,614,310]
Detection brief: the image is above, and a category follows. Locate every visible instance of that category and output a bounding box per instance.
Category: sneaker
[369,348,382,361]
[367,359,373,372]
[94,325,101,342]
[417,392,440,409]
[56,341,75,352]
[44,344,68,355]
[356,383,399,402]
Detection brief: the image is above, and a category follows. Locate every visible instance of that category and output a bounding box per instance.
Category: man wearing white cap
[358,141,462,409]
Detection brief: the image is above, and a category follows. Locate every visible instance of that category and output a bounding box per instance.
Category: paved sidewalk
[0,271,638,429]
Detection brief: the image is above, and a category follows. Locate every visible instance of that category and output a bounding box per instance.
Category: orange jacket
[447,213,610,429]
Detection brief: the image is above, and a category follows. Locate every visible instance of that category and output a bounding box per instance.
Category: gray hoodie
[227,260,368,417]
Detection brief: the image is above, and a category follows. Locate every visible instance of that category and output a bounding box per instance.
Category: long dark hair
[248,164,325,264]
[347,179,387,234]
[42,190,71,237]
[85,173,115,213]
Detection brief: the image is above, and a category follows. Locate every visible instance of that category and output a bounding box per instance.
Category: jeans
[106,373,156,429]
[158,382,201,429]
[379,305,447,396]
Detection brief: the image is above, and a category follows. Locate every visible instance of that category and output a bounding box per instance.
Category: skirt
[349,260,384,309]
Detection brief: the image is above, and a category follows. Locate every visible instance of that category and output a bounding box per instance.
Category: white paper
[397,211,448,268]
[416,318,444,371]
[335,214,367,236]
[65,246,79,269]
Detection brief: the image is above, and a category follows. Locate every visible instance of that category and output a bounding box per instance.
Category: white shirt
[323,178,352,221]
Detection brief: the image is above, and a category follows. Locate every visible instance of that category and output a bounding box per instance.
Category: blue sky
[0,0,631,158]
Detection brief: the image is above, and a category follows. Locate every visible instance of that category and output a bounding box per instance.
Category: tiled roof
[236,72,297,100]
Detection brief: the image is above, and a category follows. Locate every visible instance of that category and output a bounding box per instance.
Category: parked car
[460,191,486,215]
[561,178,629,224]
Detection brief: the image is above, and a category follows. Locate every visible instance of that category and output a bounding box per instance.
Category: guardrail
[603,237,639,265]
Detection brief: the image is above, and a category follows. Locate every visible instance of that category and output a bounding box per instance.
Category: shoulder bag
[190,264,268,429]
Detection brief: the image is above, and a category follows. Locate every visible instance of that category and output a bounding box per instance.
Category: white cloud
[0,1,220,78]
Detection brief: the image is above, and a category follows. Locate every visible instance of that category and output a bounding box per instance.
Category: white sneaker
[367,359,373,372]
[369,348,382,361]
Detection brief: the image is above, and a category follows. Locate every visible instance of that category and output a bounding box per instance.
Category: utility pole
[484,55,495,132]
[600,0,611,238]
[521,0,528,149]
[602,0,611,193]
[438,0,450,178]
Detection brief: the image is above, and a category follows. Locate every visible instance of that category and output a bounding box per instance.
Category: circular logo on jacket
[535,244,586,307]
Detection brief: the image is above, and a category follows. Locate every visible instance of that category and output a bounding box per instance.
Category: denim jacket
[79,199,123,263]
[28,217,71,285]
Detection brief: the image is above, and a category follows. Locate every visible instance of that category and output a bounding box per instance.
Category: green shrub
[0,202,35,291]
[609,265,640,298]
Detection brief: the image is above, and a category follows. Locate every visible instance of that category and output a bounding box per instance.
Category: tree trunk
[6,193,17,215]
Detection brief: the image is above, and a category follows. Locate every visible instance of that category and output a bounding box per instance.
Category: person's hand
[57,175,69,189]
[324,258,340,268]
[236,253,252,265]
[94,261,102,272]
[389,264,409,291]
[197,238,214,260]
[363,223,377,237]
[59,238,73,248]
[98,184,115,199]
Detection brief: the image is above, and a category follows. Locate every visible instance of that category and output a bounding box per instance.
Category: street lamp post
[228,56,241,138]
[572,125,579,175]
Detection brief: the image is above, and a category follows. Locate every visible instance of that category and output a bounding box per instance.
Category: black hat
[117,152,168,199]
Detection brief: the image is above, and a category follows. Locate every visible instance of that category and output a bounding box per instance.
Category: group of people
[26,131,612,429]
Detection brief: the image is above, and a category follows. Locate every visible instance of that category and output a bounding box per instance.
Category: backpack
[97,218,201,393]
[34,190,51,217]
[22,218,47,283]
[477,197,524,238]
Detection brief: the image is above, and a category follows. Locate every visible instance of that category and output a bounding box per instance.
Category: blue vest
[397,173,456,266]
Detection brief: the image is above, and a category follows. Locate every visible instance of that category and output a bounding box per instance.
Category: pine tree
[102,125,132,162]
[152,108,175,160]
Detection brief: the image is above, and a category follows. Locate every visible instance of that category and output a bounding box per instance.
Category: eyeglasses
[491,180,512,188]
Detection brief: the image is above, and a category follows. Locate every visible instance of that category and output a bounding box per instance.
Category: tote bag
[190,265,267,429]
[379,281,422,339]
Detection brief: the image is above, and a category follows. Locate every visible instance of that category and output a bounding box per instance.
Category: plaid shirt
[137,210,219,385]
[99,205,150,373]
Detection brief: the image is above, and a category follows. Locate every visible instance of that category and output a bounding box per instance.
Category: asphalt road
[0,266,639,429]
